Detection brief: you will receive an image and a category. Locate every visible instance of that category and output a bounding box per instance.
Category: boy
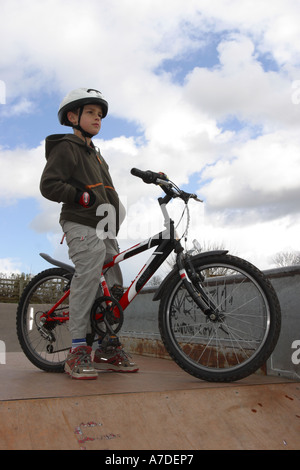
[40,88,138,379]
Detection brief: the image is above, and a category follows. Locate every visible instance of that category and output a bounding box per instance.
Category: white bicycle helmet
[58,88,108,126]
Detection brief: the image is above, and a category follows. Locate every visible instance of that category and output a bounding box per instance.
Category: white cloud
[195,211,300,271]
[1,98,34,117]
[30,198,61,234]
[0,142,45,204]
[1,0,300,273]
[200,129,300,219]
[183,34,299,131]
[0,258,21,275]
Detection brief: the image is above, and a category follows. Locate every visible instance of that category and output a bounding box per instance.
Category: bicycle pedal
[101,334,121,351]
[111,284,124,301]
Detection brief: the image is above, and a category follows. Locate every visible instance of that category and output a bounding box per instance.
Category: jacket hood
[45,134,88,159]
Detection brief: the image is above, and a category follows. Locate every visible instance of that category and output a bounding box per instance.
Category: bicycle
[16,168,281,382]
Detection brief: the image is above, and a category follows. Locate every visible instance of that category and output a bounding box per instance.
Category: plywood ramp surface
[0,354,299,450]
[1,383,300,450]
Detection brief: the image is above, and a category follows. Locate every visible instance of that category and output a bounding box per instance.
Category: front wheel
[159,254,281,382]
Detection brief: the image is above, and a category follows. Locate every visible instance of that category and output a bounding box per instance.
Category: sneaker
[65,345,98,380]
[93,345,139,373]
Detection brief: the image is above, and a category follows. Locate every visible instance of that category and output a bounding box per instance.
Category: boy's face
[68,104,103,137]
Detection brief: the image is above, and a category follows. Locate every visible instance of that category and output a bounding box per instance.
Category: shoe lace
[116,347,133,361]
[100,344,132,361]
[75,347,92,365]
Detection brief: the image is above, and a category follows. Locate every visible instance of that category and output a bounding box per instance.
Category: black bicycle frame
[103,218,178,311]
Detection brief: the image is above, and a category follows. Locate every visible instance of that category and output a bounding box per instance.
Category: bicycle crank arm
[103,316,117,336]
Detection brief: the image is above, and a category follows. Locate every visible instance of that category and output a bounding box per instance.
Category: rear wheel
[16,268,72,372]
[159,254,281,382]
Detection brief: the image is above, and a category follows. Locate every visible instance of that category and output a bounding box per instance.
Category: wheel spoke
[159,254,281,382]
[16,269,72,372]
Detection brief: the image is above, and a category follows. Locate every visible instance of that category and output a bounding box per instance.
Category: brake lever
[178,191,204,204]
[191,194,203,203]
[156,177,170,186]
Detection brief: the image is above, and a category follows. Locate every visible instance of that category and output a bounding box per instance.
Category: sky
[1,0,300,285]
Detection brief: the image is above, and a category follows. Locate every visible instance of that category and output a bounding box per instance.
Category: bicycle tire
[158,254,281,382]
[16,268,72,373]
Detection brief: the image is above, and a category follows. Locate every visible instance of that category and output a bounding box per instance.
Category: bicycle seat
[39,252,75,273]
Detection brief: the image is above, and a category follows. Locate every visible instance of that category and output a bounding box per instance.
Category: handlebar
[131,168,168,184]
[131,168,203,203]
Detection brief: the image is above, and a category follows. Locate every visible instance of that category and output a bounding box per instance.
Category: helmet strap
[73,106,94,140]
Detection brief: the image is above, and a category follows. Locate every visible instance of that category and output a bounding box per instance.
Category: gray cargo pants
[60,220,123,340]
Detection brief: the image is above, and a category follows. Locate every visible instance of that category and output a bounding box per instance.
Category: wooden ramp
[0,353,299,450]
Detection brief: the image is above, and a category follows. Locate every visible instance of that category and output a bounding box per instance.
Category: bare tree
[146,275,162,287]
[163,240,231,277]
[272,251,300,268]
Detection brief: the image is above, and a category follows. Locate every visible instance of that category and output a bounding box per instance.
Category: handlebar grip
[131,168,167,184]
[131,168,147,180]
[131,168,203,202]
